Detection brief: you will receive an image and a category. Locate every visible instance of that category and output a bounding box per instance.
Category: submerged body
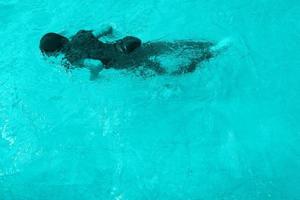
[40,27,216,78]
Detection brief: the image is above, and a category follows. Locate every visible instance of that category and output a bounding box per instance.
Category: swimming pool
[0,0,299,199]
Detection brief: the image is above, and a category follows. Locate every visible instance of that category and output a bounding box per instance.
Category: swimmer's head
[40,33,69,56]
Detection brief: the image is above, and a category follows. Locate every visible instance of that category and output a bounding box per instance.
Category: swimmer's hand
[83,59,104,80]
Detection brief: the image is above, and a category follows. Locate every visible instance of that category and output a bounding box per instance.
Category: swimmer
[40,26,220,79]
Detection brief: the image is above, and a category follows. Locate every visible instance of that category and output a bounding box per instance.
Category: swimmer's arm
[82,59,104,80]
[94,26,114,39]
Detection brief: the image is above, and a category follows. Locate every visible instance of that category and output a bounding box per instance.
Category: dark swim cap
[39,33,69,55]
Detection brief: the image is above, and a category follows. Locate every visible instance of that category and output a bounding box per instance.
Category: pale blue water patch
[0,0,299,199]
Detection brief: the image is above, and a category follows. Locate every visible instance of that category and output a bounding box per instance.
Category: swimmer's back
[62,30,105,64]
[63,30,142,67]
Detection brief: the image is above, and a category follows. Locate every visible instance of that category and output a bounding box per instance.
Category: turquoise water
[0,0,300,199]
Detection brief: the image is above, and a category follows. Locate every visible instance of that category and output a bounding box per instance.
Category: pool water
[0,0,299,199]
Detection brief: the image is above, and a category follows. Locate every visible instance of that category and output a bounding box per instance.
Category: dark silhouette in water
[40,26,220,79]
